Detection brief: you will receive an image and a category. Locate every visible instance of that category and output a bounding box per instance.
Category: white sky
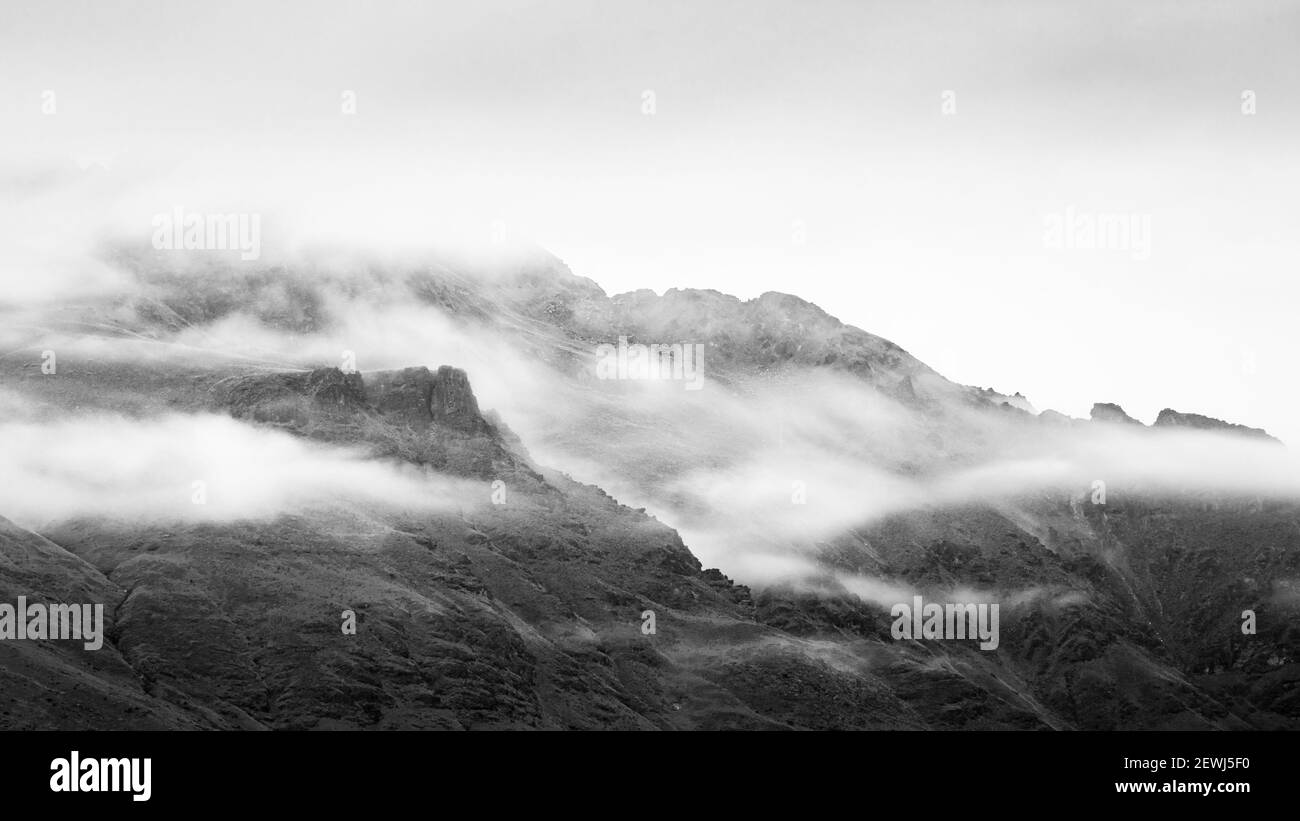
[3,0,1298,440]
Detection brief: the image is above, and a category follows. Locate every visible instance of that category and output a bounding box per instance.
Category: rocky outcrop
[356,365,490,434]
[223,365,489,433]
[217,365,515,479]
[364,366,437,428]
[224,368,366,426]
[429,366,487,433]
[1089,402,1142,425]
[1153,408,1280,443]
[973,387,1037,414]
[1084,403,1279,443]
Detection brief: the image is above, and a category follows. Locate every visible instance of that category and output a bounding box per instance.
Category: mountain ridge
[0,246,1295,729]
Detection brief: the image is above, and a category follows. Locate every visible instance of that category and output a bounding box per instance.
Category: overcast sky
[3,0,1299,440]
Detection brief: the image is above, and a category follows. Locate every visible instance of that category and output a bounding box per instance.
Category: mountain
[0,244,1295,729]
[1153,408,1280,443]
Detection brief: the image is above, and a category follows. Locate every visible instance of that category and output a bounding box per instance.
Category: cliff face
[223,368,367,427]
[365,366,436,429]
[219,365,518,482]
[429,366,487,434]
[362,365,487,434]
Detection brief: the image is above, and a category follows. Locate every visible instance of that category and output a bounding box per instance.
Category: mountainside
[0,246,1296,729]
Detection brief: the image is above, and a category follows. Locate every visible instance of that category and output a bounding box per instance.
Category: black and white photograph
[0,0,1293,802]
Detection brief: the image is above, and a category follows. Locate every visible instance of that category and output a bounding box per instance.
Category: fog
[0,402,478,531]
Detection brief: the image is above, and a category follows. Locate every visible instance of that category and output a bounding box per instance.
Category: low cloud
[0,408,476,530]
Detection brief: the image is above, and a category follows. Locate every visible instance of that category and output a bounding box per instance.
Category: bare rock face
[364,366,437,429]
[363,365,487,434]
[224,365,491,434]
[304,368,367,410]
[430,366,487,434]
[1085,403,1280,443]
[224,368,366,426]
[1089,402,1142,425]
[1153,408,1280,443]
[217,364,517,480]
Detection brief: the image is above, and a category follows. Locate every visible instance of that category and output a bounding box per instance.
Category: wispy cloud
[0,405,476,530]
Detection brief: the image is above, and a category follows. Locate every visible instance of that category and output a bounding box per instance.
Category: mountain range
[0,244,1295,729]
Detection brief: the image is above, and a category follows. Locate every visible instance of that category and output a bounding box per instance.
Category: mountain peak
[1090,402,1142,425]
[1153,408,1279,443]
